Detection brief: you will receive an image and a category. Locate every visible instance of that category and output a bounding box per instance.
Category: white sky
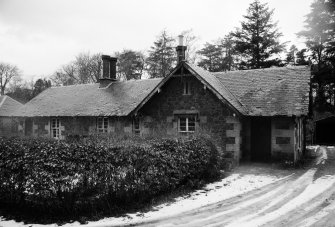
[0,0,313,81]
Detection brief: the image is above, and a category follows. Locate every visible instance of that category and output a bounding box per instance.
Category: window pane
[188,117,195,132]
[134,118,140,130]
[180,125,187,131]
[104,118,108,127]
[179,117,187,131]
[188,126,195,132]
[97,118,103,129]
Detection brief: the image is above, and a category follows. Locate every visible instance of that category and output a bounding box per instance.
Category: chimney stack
[100,55,117,88]
[109,57,117,80]
[102,55,111,79]
[176,34,187,63]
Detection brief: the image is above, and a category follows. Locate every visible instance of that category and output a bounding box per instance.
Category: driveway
[134,146,335,227]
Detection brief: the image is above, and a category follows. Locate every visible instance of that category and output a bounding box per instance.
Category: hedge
[0,136,221,222]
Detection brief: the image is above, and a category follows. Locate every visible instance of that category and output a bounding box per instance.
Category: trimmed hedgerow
[0,136,221,222]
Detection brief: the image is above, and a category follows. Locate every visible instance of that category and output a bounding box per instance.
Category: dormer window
[183,81,191,95]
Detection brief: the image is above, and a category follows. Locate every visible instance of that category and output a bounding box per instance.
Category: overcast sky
[0,0,313,81]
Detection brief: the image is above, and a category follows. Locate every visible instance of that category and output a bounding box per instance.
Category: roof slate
[10,64,310,118]
[213,66,310,116]
[12,79,162,117]
[0,95,23,117]
[185,63,248,114]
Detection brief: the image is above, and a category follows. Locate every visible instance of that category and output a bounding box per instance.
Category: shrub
[0,136,221,222]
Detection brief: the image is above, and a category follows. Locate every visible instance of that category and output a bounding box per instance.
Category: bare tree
[0,62,20,95]
[51,52,102,86]
[181,29,200,64]
[51,62,77,86]
[75,52,102,83]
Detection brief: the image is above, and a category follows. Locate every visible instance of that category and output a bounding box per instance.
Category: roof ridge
[212,65,309,75]
[5,95,23,106]
[0,95,7,108]
[51,83,98,89]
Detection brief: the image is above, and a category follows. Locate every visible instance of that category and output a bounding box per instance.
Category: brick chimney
[100,55,117,88]
[176,35,187,63]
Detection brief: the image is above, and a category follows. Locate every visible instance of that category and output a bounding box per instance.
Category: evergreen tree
[219,34,236,71]
[298,0,335,68]
[115,50,145,80]
[197,34,236,72]
[298,0,335,111]
[32,78,51,98]
[197,42,224,72]
[231,0,286,69]
[146,30,176,78]
[286,45,298,65]
[296,49,309,65]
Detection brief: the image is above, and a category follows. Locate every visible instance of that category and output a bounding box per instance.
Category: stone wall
[271,117,295,160]
[0,117,20,137]
[139,75,241,156]
[225,116,242,164]
[32,117,51,138]
[22,116,136,139]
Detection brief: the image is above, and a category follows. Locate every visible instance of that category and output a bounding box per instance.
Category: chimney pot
[176,34,187,63]
[178,35,184,46]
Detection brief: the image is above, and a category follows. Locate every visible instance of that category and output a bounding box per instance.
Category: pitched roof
[213,66,310,116]
[132,62,248,116]
[185,63,248,114]
[12,79,162,117]
[0,95,23,117]
[11,64,310,118]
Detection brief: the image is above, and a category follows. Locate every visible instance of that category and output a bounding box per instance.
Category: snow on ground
[225,171,335,227]
[0,167,291,227]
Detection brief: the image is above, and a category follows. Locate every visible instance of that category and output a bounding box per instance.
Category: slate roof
[0,95,23,117]
[213,66,310,116]
[12,79,161,117]
[11,63,310,118]
[185,63,248,114]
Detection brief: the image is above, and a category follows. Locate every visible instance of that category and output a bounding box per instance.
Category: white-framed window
[51,118,60,139]
[183,81,191,95]
[133,118,140,135]
[178,115,196,132]
[97,117,108,133]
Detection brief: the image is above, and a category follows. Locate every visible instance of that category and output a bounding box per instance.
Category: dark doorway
[315,116,335,145]
[25,118,33,136]
[250,117,271,161]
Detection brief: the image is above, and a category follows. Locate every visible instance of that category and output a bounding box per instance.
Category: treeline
[298,0,335,112]
[1,0,334,111]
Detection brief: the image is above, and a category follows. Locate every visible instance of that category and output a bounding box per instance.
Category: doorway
[315,116,335,145]
[250,117,271,161]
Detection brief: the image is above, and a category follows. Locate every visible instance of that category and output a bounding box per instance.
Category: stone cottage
[0,95,23,137]
[10,38,310,163]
